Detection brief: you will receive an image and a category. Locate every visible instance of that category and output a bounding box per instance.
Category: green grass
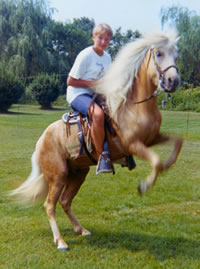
[1,105,200,268]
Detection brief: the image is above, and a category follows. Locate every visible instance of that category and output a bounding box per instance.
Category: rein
[129,48,178,105]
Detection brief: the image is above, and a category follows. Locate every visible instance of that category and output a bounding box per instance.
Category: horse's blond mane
[96,31,178,118]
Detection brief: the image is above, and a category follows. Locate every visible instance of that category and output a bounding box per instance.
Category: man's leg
[71,94,114,174]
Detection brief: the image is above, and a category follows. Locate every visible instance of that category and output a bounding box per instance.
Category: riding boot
[121,156,136,170]
[96,151,115,175]
[126,156,136,170]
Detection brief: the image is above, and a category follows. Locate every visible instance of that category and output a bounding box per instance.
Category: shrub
[28,73,60,109]
[0,63,25,112]
[158,87,200,112]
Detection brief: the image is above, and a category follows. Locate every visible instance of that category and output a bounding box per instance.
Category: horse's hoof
[137,181,147,195]
[57,241,69,251]
[75,228,91,236]
[57,245,69,251]
[82,230,91,236]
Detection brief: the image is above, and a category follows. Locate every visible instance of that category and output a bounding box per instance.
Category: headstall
[130,48,178,105]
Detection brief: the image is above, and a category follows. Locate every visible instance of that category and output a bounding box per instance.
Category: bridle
[130,48,178,105]
[151,48,178,85]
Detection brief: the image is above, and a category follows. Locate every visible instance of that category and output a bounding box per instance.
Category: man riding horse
[66,23,135,174]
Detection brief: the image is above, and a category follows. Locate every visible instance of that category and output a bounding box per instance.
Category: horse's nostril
[168,77,173,86]
[167,77,180,91]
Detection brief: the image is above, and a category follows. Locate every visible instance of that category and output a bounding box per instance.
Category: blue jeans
[71,94,97,117]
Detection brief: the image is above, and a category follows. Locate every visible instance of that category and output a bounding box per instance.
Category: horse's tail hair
[9,151,48,204]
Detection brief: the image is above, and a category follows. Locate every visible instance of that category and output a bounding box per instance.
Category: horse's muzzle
[161,74,180,93]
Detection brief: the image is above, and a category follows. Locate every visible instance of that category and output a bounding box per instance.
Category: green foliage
[51,18,94,73]
[161,6,200,86]
[0,0,55,77]
[108,28,141,58]
[28,73,60,108]
[0,62,24,112]
[158,87,200,112]
[0,1,97,95]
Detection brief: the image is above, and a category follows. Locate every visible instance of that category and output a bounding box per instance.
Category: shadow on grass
[0,107,68,115]
[40,107,68,111]
[0,111,42,116]
[27,224,200,260]
[76,229,200,261]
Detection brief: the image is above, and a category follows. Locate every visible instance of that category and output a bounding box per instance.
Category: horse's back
[35,119,92,166]
[35,120,70,159]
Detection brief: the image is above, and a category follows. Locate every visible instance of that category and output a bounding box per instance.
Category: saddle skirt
[62,111,94,161]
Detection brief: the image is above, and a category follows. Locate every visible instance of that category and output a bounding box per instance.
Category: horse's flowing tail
[9,151,48,204]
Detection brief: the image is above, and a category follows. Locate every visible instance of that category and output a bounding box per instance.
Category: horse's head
[148,44,180,93]
[97,31,181,118]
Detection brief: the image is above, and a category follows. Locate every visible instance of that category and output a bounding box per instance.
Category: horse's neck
[113,65,161,133]
[134,65,158,104]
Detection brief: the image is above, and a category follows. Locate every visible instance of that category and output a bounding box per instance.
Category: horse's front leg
[151,133,183,171]
[128,133,183,195]
[128,141,164,195]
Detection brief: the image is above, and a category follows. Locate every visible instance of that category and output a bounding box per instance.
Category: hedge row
[158,87,200,112]
[0,71,61,111]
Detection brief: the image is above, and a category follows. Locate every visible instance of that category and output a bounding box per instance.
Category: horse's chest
[143,118,160,131]
[138,116,161,143]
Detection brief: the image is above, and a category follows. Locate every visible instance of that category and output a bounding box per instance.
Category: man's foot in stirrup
[96,151,115,175]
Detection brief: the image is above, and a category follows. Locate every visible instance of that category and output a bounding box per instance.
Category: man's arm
[67,76,97,88]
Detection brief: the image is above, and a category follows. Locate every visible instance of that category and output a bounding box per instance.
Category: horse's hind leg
[59,168,91,236]
[44,179,68,250]
[41,155,69,250]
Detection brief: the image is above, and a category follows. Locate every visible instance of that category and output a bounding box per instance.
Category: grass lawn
[0,105,200,268]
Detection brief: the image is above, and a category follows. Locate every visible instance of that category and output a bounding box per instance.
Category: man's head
[92,23,113,55]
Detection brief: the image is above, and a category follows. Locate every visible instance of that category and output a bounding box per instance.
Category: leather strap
[77,116,97,164]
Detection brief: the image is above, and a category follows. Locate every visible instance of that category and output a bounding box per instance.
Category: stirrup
[96,151,115,175]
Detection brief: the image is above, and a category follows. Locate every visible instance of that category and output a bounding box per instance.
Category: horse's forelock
[147,31,178,50]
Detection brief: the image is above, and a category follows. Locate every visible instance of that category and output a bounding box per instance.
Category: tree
[161,6,200,86]
[0,61,24,112]
[108,28,141,58]
[0,0,55,77]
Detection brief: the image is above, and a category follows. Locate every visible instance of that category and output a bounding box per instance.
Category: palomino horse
[10,32,183,250]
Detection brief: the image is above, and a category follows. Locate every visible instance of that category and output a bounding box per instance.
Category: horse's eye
[156,51,161,57]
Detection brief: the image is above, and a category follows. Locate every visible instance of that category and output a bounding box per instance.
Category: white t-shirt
[67,46,112,104]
